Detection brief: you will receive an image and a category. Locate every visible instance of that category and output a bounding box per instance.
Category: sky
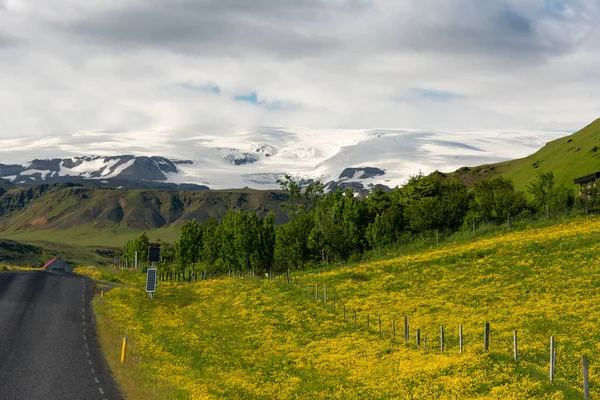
[0,0,599,139]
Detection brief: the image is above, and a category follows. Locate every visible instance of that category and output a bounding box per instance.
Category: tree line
[122,171,579,274]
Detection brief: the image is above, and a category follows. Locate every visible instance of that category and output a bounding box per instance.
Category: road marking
[88,359,92,365]
[85,343,88,349]
[94,377,99,384]
[98,388,104,395]
[91,367,95,374]
[86,351,90,357]
[83,321,86,327]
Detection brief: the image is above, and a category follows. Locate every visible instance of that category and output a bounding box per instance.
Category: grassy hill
[447,118,600,191]
[0,238,117,267]
[0,184,288,247]
[89,216,600,399]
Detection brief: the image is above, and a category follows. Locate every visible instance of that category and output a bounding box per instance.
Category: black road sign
[148,245,161,263]
[146,268,157,293]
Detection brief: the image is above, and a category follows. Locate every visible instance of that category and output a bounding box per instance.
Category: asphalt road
[0,270,122,400]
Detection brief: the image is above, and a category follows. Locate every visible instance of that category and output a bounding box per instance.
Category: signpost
[146,243,161,299]
[148,243,161,263]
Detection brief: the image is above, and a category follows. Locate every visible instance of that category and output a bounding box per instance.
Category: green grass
[449,118,600,191]
[91,216,600,399]
[0,223,180,247]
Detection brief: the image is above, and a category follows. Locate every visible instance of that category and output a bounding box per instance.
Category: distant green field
[0,223,180,247]
[0,237,117,267]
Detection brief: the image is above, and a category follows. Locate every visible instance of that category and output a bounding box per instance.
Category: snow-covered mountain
[0,155,207,190]
[0,128,568,191]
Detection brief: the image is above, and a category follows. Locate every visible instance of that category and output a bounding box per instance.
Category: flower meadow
[94,217,600,399]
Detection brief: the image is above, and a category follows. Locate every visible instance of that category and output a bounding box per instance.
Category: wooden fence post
[367,314,370,328]
[392,320,396,339]
[484,322,490,351]
[354,311,357,326]
[315,283,318,300]
[550,336,555,382]
[416,329,421,346]
[440,325,445,352]
[324,285,327,305]
[423,334,427,351]
[404,316,409,343]
[583,355,590,399]
[508,213,511,230]
[513,330,518,362]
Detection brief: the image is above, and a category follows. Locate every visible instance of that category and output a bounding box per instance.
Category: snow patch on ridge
[0,128,569,190]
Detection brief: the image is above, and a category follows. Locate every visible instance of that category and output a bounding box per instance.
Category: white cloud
[0,0,598,140]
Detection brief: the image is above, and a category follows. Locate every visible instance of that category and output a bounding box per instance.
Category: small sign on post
[148,243,161,263]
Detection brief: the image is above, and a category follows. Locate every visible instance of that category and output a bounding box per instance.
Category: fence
[286,277,593,398]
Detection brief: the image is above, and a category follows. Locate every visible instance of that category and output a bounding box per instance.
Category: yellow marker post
[121,337,128,363]
[101,290,104,298]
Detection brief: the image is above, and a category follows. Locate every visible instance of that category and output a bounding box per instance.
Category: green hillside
[448,118,600,191]
[0,184,288,247]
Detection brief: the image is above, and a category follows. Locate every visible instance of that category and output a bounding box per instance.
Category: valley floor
[87,217,600,399]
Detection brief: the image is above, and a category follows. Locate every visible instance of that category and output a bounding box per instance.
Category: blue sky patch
[411,88,463,102]
[234,92,287,110]
[180,83,221,95]
[234,92,259,103]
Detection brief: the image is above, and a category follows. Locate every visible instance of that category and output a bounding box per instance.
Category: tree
[122,231,150,268]
[309,188,367,262]
[527,172,554,210]
[399,174,468,233]
[201,217,220,267]
[472,177,527,222]
[198,211,275,274]
[277,174,324,218]
[175,219,203,271]
[275,213,316,270]
[527,172,575,212]
[157,240,176,271]
[366,213,395,249]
